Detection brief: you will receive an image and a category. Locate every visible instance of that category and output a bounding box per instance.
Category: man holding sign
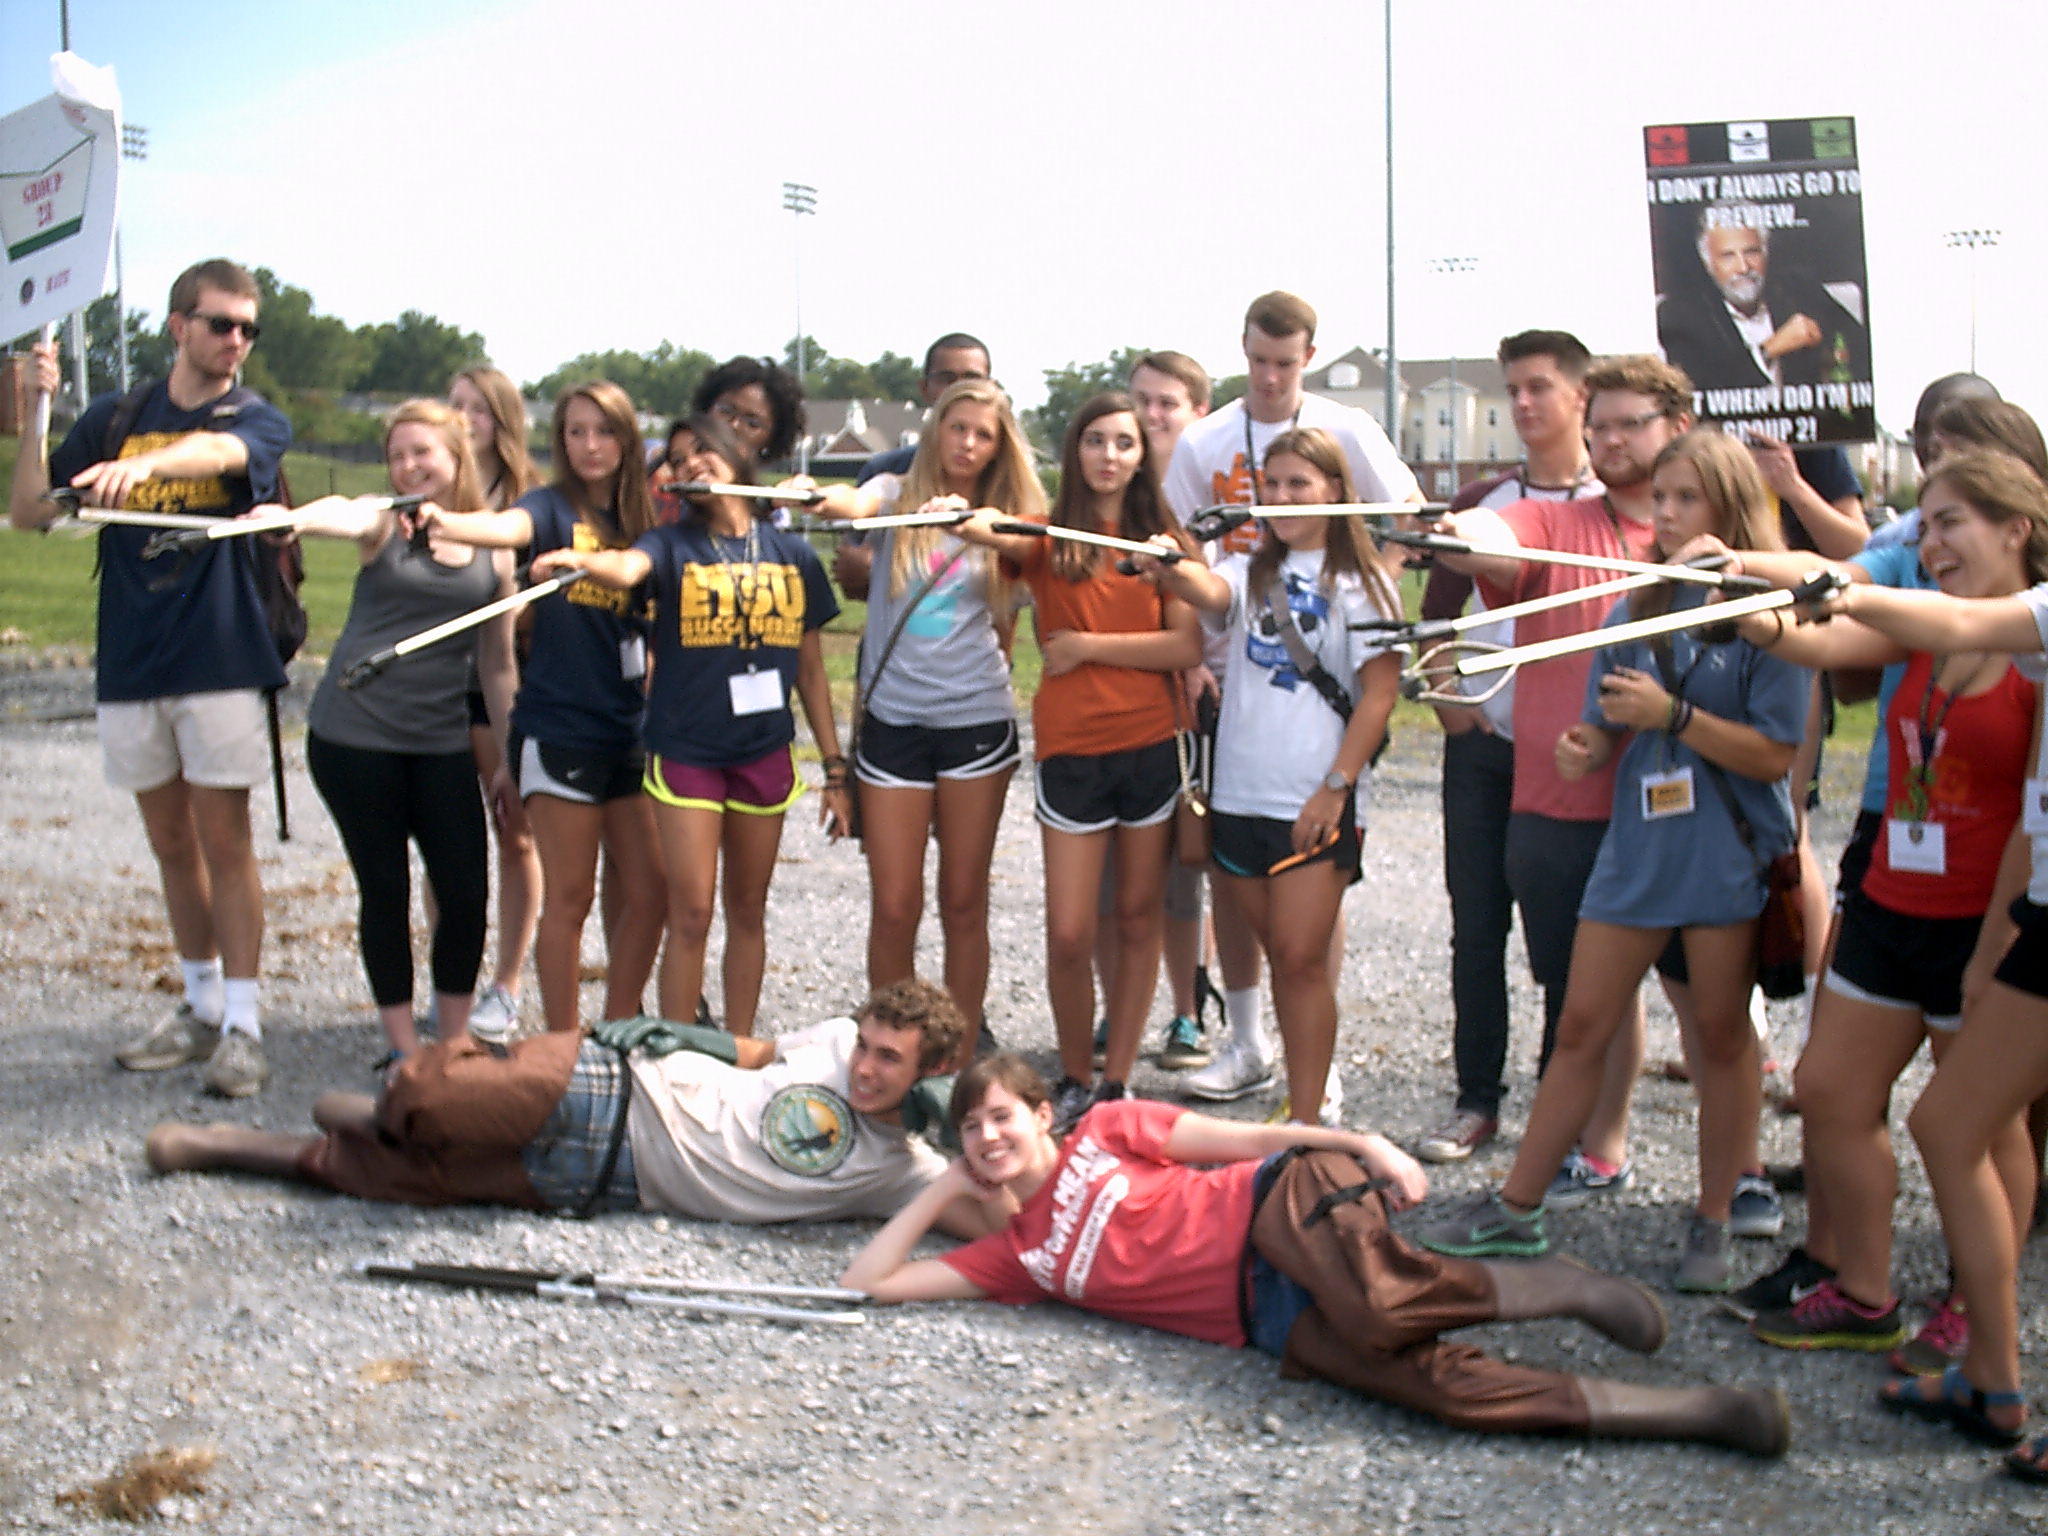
[8,257,292,1097]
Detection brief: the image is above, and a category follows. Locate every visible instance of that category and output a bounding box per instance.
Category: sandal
[1880,1363,2027,1447]
[2007,1432,2048,1484]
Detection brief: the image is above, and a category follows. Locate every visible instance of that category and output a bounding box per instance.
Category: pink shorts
[644,746,802,815]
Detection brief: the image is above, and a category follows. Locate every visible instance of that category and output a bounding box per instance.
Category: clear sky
[2,0,2037,435]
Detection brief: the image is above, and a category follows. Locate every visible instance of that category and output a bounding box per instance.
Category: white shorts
[98,691,269,793]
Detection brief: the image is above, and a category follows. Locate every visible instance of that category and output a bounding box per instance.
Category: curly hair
[691,356,808,465]
[861,977,967,1073]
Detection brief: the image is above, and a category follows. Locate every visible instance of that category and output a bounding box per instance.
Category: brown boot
[1578,1377,1791,1456]
[1481,1257,1669,1353]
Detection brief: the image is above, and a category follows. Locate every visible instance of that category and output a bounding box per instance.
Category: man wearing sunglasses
[9,257,292,1099]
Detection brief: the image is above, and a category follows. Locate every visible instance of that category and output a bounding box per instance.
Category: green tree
[528,342,715,418]
[1027,346,1148,449]
[81,294,173,393]
[1211,374,1248,410]
[868,350,924,403]
[248,269,367,391]
[357,310,487,396]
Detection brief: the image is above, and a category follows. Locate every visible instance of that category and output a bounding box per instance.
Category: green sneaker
[1416,1191,1548,1258]
[115,1003,220,1073]
[1158,1014,1210,1070]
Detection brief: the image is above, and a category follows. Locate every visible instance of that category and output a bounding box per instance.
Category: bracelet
[820,754,848,770]
[1668,699,1695,736]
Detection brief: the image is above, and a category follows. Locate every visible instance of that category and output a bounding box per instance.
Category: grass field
[0,435,1872,751]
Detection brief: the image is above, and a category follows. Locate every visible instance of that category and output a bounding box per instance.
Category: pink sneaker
[1890,1295,1968,1377]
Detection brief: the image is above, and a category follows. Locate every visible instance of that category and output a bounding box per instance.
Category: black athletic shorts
[1211,802,1361,885]
[1034,738,1178,834]
[856,714,1020,788]
[1824,886,1979,1028]
[510,731,645,806]
[1993,897,2048,1002]
[1835,809,1882,905]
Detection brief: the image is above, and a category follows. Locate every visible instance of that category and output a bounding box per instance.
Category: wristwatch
[1322,769,1352,793]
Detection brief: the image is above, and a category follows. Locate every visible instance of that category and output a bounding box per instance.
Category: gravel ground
[2,657,2045,1534]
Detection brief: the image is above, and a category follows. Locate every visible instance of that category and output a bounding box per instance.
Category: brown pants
[1252,1150,1589,1434]
[298,1030,582,1208]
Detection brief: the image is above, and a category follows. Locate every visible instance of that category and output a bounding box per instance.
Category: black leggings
[307,733,488,1007]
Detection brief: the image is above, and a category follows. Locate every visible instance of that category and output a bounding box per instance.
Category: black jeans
[308,733,488,1007]
[1440,730,1517,1117]
[1502,811,1611,1079]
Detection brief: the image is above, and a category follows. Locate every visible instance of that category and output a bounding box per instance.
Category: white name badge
[729,667,784,716]
[620,636,647,681]
[1640,766,1696,821]
[2025,778,2048,838]
[1887,817,1948,876]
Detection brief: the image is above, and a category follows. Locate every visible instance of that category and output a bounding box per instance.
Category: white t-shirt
[1163,394,1419,531]
[1204,548,1395,823]
[2014,584,2048,904]
[625,1017,947,1223]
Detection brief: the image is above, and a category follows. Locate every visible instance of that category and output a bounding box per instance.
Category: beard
[1716,268,1765,313]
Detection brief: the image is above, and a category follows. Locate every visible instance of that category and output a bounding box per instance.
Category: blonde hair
[891,379,1042,604]
[453,365,539,507]
[383,398,486,511]
[1251,427,1400,621]
[550,379,653,547]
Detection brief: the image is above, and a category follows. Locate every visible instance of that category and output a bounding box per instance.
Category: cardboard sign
[1645,116,1875,444]
[1,53,123,339]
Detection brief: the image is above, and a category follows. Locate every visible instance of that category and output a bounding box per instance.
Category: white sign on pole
[1,52,123,339]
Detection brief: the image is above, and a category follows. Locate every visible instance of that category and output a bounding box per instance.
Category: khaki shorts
[98,691,269,792]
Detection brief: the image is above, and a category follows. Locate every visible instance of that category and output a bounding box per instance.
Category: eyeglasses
[712,401,769,435]
[188,313,261,342]
[1586,409,1666,439]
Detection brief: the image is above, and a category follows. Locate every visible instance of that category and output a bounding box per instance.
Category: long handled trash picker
[1398,571,1845,705]
[356,1260,870,1326]
[670,480,825,505]
[1183,502,1450,543]
[1353,557,1767,643]
[138,494,428,559]
[340,568,587,691]
[789,507,977,534]
[1376,527,1752,587]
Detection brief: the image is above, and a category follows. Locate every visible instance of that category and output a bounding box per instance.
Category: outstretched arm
[1834,583,2048,656]
[530,546,650,590]
[840,1161,1001,1302]
[1157,1113,1428,1209]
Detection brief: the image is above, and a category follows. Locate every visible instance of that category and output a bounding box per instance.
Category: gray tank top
[309,533,499,754]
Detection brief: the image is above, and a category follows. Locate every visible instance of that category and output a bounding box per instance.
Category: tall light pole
[117,122,148,391]
[1944,228,1999,375]
[782,181,817,472]
[1427,256,1477,491]
[1381,0,1399,448]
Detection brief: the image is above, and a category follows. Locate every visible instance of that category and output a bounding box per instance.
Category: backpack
[101,382,307,665]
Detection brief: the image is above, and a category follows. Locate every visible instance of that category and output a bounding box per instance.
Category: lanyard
[708,515,763,660]
[1242,403,1302,503]
[1903,652,1994,820]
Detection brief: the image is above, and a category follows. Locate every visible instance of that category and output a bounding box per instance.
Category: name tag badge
[619,636,647,681]
[1887,817,1948,876]
[729,667,784,716]
[1640,767,1696,821]
[2025,778,2048,837]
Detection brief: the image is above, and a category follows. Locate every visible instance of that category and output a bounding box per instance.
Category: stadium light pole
[1428,256,1477,491]
[1381,0,1399,448]
[116,122,148,391]
[1943,228,1999,375]
[783,181,818,472]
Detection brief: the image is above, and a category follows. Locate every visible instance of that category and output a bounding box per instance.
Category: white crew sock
[1224,986,1264,1051]
[181,958,225,1026]
[222,979,261,1040]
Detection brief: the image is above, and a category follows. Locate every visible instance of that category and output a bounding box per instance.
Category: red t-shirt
[1008,536,1182,760]
[1476,496,1659,821]
[940,1099,1257,1347]
[1862,650,2036,917]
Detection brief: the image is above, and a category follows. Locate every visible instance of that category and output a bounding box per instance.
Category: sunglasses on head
[188,312,261,342]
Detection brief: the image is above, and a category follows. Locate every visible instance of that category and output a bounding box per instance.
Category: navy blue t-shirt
[637,517,839,766]
[508,487,651,753]
[49,382,292,702]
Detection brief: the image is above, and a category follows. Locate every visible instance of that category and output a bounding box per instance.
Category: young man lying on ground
[148,978,999,1236]
[842,1054,1791,1455]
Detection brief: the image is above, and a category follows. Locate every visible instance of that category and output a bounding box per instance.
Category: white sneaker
[470,984,520,1044]
[1319,1067,1345,1128]
[1183,1033,1277,1102]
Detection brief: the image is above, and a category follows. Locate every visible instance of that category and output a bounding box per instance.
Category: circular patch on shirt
[761,1083,857,1177]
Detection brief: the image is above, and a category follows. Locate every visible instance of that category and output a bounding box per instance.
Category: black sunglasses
[188,312,261,342]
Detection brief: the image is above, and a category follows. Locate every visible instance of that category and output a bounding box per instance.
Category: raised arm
[6,344,60,528]
[1157,1112,1428,1209]
[1429,505,1528,590]
[952,505,1047,564]
[423,505,537,551]
[839,1162,999,1302]
[1832,583,2048,657]
[530,545,650,590]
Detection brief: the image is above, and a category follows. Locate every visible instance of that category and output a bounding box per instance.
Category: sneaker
[1182,1034,1277,1102]
[972,1019,999,1058]
[1891,1295,1969,1377]
[469,984,519,1044]
[1721,1246,1838,1323]
[1416,1191,1548,1259]
[1675,1215,1734,1294]
[1751,1278,1905,1351]
[201,1028,268,1098]
[1268,1068,1345,1129]
[1091,1017,1109,1069]
[1417,1109,1498,1164]
[1157,1014,1210,1070]
[1050,1075,1096,1134]
[1729,1173,1785,1239]
[1545,1150,1636,1211]
[115,1003,222,1072]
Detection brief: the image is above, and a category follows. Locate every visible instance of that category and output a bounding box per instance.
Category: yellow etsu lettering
[677,561,805,650]
[116,431,232,514]
[565,522,632,614]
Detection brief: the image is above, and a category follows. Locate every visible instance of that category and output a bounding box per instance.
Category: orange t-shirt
[1009,536,1181,760]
